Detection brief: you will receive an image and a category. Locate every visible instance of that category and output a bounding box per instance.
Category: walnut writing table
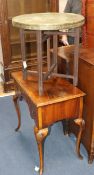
[12,13,84,95]
[12,71,85,175]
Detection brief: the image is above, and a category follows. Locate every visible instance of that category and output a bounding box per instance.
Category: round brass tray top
[12,12,85,30]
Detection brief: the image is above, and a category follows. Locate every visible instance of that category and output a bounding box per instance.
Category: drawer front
[41,98,80,128]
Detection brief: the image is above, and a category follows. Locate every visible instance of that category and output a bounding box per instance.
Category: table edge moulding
[12,12,84,30]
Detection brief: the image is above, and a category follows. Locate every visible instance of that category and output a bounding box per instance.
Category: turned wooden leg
[13,94,21,131]
[74,118,85,159]
[34,126,48,175]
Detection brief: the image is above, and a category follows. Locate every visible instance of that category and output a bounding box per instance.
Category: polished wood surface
[57,45,94,163]
[77,48,94,163]
[86,0,94,48]
[12,71,85,175]
[12,71,85,106]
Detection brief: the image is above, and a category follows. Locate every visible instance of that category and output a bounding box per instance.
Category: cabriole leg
[34,127,48,175]
[13,94,21,131]
[74,118,85,159]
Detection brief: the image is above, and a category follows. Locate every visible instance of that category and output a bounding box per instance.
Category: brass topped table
[12,12,84,95]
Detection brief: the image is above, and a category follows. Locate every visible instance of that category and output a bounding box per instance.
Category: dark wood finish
[56,0,94,162]
[50,27,80,87]
[19,27,80,96]
[0,0,58,92]
[12,71,85,175]
[86,0,94,48]
[57,45,94,163]
[71,48,94,163]
[49,0,59,12]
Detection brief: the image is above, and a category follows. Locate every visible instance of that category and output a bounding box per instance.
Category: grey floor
[0,96,94,175]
